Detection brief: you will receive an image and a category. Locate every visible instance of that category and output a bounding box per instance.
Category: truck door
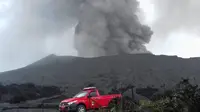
[89,91,101,109]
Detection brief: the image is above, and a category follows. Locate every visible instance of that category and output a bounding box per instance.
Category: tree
[139,78,200,112]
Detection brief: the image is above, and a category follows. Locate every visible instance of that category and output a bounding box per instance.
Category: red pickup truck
[59,87,122,112]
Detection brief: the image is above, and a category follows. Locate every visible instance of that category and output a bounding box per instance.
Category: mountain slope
[0,54,200,95]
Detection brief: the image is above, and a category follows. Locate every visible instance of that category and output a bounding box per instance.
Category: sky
[140,0,200,58]
[0,0,200,72]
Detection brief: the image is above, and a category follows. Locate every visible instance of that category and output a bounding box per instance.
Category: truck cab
[59,87,121,112]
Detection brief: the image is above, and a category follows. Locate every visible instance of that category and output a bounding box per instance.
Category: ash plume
[74,0,153,57]
[0,0,153,71]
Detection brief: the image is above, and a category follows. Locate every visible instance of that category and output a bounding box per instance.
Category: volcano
[0,54,200,96]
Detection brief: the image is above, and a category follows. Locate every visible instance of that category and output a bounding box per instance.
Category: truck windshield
[73,91,88,98]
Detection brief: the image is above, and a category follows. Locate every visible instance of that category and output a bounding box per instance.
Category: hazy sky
[140,0,200,58]
[0,0,200,72]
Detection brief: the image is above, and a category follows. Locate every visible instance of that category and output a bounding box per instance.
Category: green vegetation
[108,79,200,112]
[1,78,200,112]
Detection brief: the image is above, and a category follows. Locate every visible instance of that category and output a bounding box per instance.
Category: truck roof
[83,87,97,90]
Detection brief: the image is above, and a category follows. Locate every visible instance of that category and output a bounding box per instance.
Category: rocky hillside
[0,54,200,96]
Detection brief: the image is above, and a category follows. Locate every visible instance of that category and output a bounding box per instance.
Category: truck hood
[61,97,79,103]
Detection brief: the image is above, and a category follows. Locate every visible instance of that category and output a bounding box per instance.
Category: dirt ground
[1,109,59,112]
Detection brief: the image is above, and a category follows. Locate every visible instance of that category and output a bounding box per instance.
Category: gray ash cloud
[0,0,153,71]
[2,0,153,58]
[74,0,153,57]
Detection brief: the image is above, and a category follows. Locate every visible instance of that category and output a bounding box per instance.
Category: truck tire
[76,105,86,112]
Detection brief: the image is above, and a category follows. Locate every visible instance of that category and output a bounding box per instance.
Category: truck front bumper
[59,103,77,112]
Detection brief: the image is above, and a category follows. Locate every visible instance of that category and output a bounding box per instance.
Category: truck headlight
[60,102,68,107]
[68,100,77,105]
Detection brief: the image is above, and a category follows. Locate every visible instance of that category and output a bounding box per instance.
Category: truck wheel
[76,105,86,112]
